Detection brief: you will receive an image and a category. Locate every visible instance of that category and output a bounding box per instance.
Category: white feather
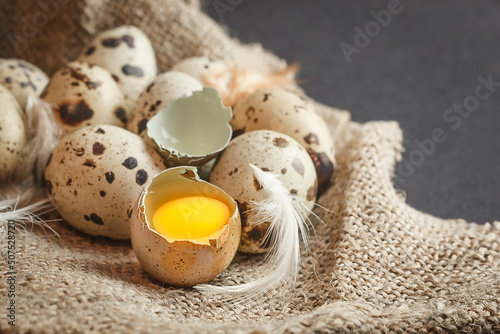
[196,164,313,301]
[20,93,62,181]
[0,93,61,246]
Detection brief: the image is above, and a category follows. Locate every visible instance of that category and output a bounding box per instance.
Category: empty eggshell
[127,71,202,138]
[42,61,127,136]
[210,130,317,254]
[45,125,166,239]
[147,87,233,166]
[231,88,335,193]
[130,166,241,287]
[0,59,49,109]
[0,85,27,180]
[79,25,157,111]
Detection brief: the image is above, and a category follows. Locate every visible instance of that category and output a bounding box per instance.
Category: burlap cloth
[1,1,499,333]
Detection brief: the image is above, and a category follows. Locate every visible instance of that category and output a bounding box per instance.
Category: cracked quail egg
[130,166,241,287]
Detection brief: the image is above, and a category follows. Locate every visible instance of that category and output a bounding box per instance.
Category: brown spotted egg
[45,125,166,239]
[210,130,317,254]
[0,85,27,180]
[0,59,49,109]
[79,25,157,111]
[42,61,127,136]
[231,87,335,194]
[127,71,202,139]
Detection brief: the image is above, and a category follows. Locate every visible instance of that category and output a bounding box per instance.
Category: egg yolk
[152,196,230,242]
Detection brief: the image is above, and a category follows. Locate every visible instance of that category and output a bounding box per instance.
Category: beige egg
[0,59,49,109]
[79,25,157,111]
[42,61,127,136]
[45,125,166,240]
[170,56,226,83]
[127,71,202,138]
[0,85,27,180]
[131,167,241,287]
[231,88,335,194]
[210,130,317,254]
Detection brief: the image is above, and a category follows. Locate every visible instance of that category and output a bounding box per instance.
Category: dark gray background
[205,0,500,224]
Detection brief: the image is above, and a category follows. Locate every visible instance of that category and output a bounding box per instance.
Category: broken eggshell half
[130,166,241,287]
[147,87,232,166]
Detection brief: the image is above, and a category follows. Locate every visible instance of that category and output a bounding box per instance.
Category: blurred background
[206,0,500,224]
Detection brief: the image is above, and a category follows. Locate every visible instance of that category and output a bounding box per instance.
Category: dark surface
[205,0,500,224]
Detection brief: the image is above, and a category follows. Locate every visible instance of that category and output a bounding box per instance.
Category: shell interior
[139,166,237,246]
[147,87,232,166]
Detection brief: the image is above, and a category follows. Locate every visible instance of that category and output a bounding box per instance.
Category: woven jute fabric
[1,1,499,333]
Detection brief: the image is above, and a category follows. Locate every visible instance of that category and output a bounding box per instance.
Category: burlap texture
[1,1,499,333]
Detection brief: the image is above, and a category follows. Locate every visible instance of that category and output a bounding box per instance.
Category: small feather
[0,93,61,246]
[195,164,313,302]
[20,93,62,181]
[202,64,298,107]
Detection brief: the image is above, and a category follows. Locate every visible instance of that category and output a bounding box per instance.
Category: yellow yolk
[152,196,230,243]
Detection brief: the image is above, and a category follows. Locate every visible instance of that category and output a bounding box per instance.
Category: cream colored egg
[231,87,335,193]
[79,25,157,111]
[127,71,202,138]
[42,61,127,136]
[45,125,166,240]
[131,167,241,287]
[170,57,226,83]
[0,85,27,180]
[210,130,317,254]
[0,59,49,108]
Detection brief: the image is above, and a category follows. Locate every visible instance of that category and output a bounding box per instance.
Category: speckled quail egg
[44,125,166,239]
[79,25,157,111]
[231,87,335,194]
[0,59,49,109]
[210,130,317,254]
[42,61,127,136]
[170,57,226,83]
[131,166,241,287]
[0,85,27,180]
[127,71,202,138]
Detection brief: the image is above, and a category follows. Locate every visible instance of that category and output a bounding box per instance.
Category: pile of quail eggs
[0,26,335,287]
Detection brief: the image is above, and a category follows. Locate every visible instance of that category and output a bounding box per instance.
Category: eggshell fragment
[42,61,127,136]
[127,71,202,139]
[79,25,157,111]
[45,125,166,239]
[0,59,49,109]
[147,87,232,166]
[131,166,241,287]
[210,130,317,254]
[0,85,27,180]
[231,88,335,193]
